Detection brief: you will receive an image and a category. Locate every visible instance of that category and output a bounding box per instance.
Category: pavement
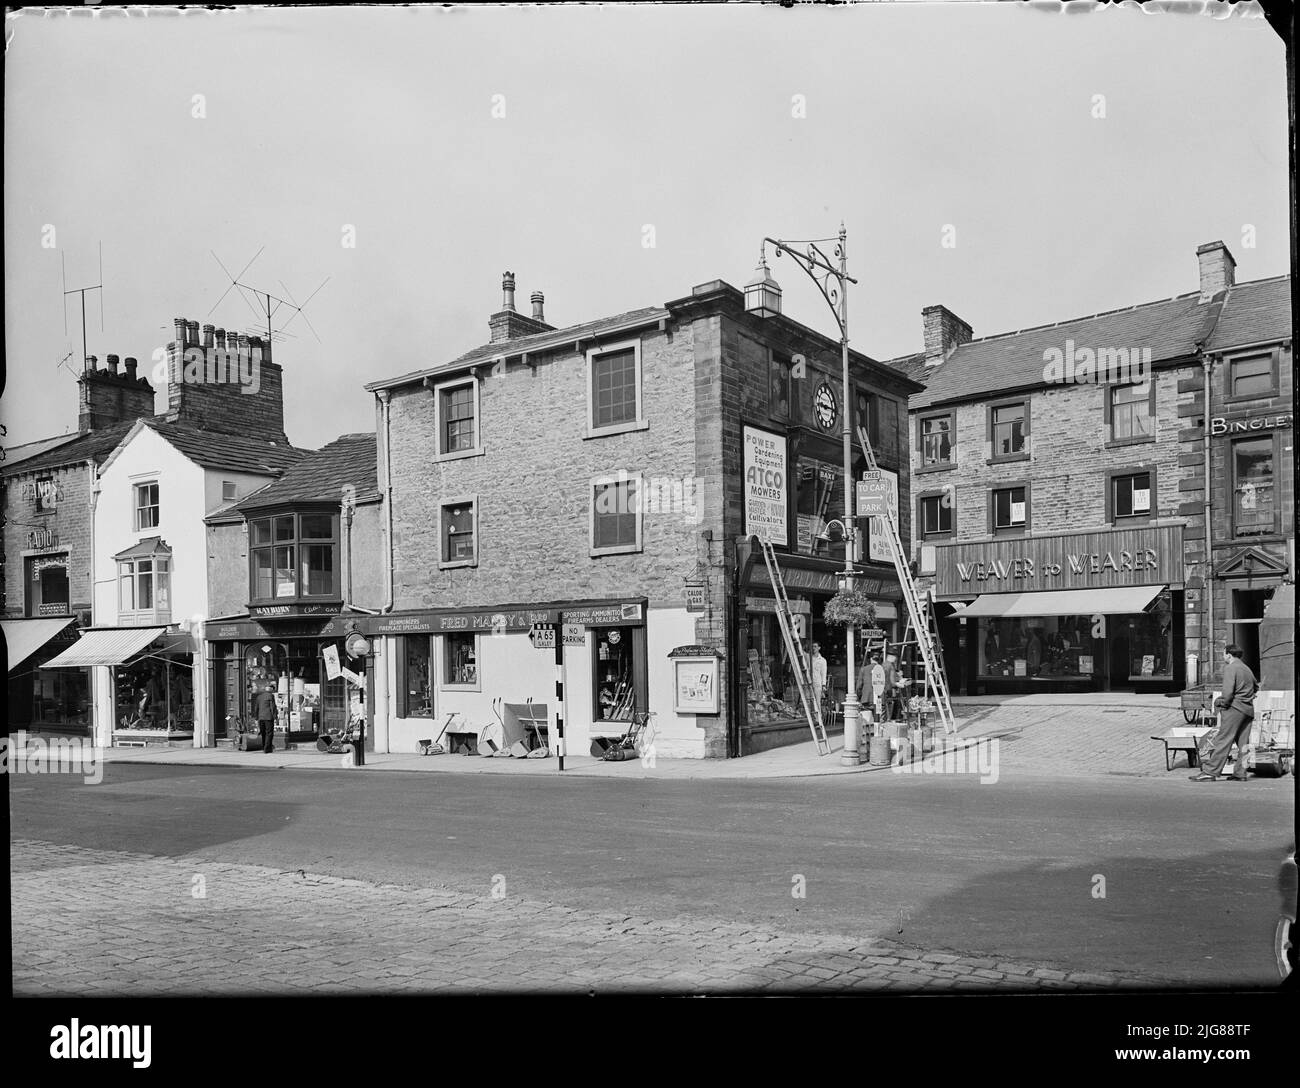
[42,692,1265,782]
[10,836,1170,995]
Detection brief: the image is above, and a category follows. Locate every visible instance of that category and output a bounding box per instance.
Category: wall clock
[813,382,838,431]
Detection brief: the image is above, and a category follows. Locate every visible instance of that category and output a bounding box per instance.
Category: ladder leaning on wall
[758,537,831,756]
[855,423,956,735]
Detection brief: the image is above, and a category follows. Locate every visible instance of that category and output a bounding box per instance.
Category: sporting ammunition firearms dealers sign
[934,525,1183,596]
[743,425,788,546]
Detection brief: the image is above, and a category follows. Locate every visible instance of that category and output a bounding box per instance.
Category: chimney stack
[922,305,973,369]
[1197,241,1236,302]
[531,291,545,322]
[124,357,138,380]
[106,354,120,374]
[88,355,99,371]
[502,271,517,313]
[78,352,154,432]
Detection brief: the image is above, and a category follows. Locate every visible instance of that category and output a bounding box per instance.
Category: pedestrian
[1191,644,1258,782]
[809,643,827,718]
[1026,628,1043,676]
[881,653,900,721]
[253,686,278,754]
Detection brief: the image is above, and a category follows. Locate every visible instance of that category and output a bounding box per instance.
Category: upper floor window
[1227,353,1278,400]
[1111,471,1152,522]
[919,492,954,537]
[434,377,481,458]
[989,402,1027,459]
[118,556,171,621]
[135,482,160,530]
[440,497,478,567]
[591,475,642,555]
[222,480,237,503]
[249,512,339,602]
[587,340,644,437]
[920,412,954,466]
[1109,382,1154,443]
[992,485,1028,534]
[853,388,876,443]
[770,353,794,421]
[1232,436,1276,537]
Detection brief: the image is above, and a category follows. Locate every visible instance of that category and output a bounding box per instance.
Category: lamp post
[745,225,864,766]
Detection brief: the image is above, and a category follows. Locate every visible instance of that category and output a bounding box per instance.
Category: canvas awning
[40,626,168,668]
[959,585,1166,618]
[2,617,77,672]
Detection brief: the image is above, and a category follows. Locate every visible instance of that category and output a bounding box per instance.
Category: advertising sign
[322,644,342,681]
[743,425,788,546]
[685,584,707,613]
[865,468,899,564]
[673,657,720,715]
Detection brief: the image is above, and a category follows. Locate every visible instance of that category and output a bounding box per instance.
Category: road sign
[856,476,891,518]
[530,623,556,650]
[562,623,585,646]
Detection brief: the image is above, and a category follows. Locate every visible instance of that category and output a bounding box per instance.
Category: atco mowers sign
[743,425,787,546]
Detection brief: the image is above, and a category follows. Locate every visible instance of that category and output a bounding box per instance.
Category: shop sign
[750,562,890,597]
[861,628,886,641]
[743,425,788,546]
[251,603,337,619]
[745,595,810,615]
[685,584,707,613]
[564,602,643,627]
[934,525,1184,596]
[20,479,63,510]
[1210,413,1292,436]
[27,528,59,551]
[562,623,586,646]
[364,608,558,636]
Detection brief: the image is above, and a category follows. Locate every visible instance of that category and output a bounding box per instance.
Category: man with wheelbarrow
[1191,644,1257,783]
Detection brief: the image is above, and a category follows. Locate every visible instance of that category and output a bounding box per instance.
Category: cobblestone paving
[12,839,1170,994]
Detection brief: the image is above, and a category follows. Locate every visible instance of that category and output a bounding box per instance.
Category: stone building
[894,241,1292,695]
[361,271,919,759]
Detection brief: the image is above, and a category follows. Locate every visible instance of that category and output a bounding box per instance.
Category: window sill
[915,462,957,475]
[441,682,482,693]
[921,533,956,542]
[991,527,1027,537]
[585,419,649,440]
[434,447,485,464]
[1109,516,1153,527]
[590,544,642,558]
[986,453,1029,466]
[1104,436,1156,450]
[439,558,478,570]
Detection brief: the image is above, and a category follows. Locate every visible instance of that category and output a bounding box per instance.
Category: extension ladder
[758,537,832,755]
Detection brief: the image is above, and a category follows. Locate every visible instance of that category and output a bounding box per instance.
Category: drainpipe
[378,389,395,615]
[1202,351,1214,683]
[341,495,354,608]
[375,389,395,754]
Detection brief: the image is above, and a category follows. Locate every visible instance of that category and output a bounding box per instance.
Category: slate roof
[880,351,932,388]
[0,419,140,478]
[910,289,1227,411]
[142,419,305,476]
[365,306,669,391]
[226,433,379,515]
[1,433,81,470]
[1204,274,1292,352]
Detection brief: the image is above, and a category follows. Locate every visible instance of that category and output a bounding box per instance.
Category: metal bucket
[869,736,892,766]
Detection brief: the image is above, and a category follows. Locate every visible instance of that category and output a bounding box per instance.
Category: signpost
[530,623,556,650]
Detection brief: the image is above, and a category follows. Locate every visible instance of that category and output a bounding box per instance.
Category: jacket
[254,690,278,721]
[810,654,828,687]
[1217,658,1257,717]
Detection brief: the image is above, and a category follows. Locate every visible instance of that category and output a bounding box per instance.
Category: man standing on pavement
[1192,644,1257,782]
[809,643,828,722]
[254,686,278,754]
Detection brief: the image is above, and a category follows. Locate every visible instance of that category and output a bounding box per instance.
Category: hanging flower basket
[823,590,877,628]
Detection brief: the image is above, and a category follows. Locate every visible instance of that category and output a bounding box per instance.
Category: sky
[2,2,1289,451]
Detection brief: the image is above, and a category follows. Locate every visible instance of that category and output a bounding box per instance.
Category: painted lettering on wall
[1209,413,1292,436]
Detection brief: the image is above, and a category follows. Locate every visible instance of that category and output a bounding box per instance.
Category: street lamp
[745,225,864,766]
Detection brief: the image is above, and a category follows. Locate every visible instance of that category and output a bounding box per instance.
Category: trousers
[1202,707,1253,779]
[259,718,275,753]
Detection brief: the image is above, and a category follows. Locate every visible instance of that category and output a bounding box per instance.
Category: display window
[593,627,641,722]
[443,632,478,688]
[398,635,434,717]
[115,653,193,731]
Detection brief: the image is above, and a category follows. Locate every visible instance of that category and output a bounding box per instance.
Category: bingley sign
[743,425,787,546]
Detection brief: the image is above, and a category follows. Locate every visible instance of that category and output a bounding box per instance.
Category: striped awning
[40,626,168,668]
[2,617,77,672]
[959,585,1166,618]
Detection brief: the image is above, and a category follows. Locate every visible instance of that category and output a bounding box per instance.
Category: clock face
[813,382,838,430]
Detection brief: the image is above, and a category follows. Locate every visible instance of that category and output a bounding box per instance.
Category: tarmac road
[10,762,1293,989]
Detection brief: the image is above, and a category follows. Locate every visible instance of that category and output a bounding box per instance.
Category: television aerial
[206,247,330,347]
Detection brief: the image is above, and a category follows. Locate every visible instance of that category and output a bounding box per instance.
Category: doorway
[1229,586,1272,675]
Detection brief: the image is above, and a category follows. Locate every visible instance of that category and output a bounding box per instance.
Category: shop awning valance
[41,626,168,668]
[2,617,77,673]
[959,585,1166,618]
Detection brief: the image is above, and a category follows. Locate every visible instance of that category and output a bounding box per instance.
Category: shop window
[25,555,70,617]
[116,655,193,731]
[988,402,1027,460]
[118,556,171,623]
[134,481,160,530]
[440,498,478,566]
[1227,352,1277,400]
[398,636,434,718]
[919,412,954,467]
[919,492,954,538]
[1109,381,1154,443]
[770,353,794,421]
[594,628,637,722]
[1232,436,1276,537]
[587,340,644,436]
[1110,470,1153,523]
[1128,591,1175,680]
[249,512,340,601]
[435,378,481,458]
[591,477,641,556]
[443,632,479,689]
[991,485,1028,535]
[796,457,844,556]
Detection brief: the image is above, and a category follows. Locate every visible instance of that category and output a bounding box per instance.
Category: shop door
[1231,587,1271,675]
[1107,629,1131,691]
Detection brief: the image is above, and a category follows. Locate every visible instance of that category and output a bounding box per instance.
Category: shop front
[204,610,372,751]
[3,616,89,734]
[934,525,1186,694]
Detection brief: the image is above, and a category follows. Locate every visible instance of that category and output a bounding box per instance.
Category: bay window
[249,511,340,602]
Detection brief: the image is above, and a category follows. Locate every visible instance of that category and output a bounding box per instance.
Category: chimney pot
[106,354,120,374]
[124,358,138,380]
[502,271,517,313]
[185,320,199,346]
[202,324,215,348]
[174,317,186,344]
[1197,240,1236,302]
[531,290,545,322]
[215,328,227,349]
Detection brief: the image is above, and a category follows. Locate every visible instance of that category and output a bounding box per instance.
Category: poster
[322,644,341,681]
[1078,655,1094,674]
[867,467,899,563]
[743,425,788,546]
[1141,654,1155,676]
[674,657,720,714]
